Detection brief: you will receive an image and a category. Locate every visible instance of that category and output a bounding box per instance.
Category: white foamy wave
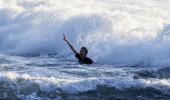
[0,0,170,65]
[0,71,170,96]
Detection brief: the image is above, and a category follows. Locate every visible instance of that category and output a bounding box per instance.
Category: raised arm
[63,34,78,54]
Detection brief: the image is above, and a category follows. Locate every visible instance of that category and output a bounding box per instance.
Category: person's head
[80,47,88,57]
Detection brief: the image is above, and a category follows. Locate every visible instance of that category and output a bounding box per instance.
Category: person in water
[63,34,93,64]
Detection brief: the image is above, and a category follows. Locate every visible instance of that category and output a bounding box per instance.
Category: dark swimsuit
[75,53,93,64]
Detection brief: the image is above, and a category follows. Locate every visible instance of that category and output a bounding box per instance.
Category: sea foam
[0,0,170,66]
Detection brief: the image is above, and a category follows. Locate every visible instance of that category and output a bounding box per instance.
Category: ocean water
[1,0,170,99]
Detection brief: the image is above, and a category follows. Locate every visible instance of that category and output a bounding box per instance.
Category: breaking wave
[0,0,170,66]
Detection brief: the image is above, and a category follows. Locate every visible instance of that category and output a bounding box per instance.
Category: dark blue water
[0,54,170,100]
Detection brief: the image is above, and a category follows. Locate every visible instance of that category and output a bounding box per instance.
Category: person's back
[63,35,93,64]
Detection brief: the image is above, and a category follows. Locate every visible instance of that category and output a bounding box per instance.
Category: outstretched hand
[63,34,67,42]
[63,34,77,54]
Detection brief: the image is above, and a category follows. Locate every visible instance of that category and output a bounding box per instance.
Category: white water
[1,0,170,65]
[1,1,170,99]
[0,54,170,99]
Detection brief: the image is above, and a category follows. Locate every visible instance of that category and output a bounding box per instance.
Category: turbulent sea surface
[1,0,170,99]
[1,54,170,100]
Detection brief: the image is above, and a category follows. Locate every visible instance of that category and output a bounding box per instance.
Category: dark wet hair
[81,47,88,55]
